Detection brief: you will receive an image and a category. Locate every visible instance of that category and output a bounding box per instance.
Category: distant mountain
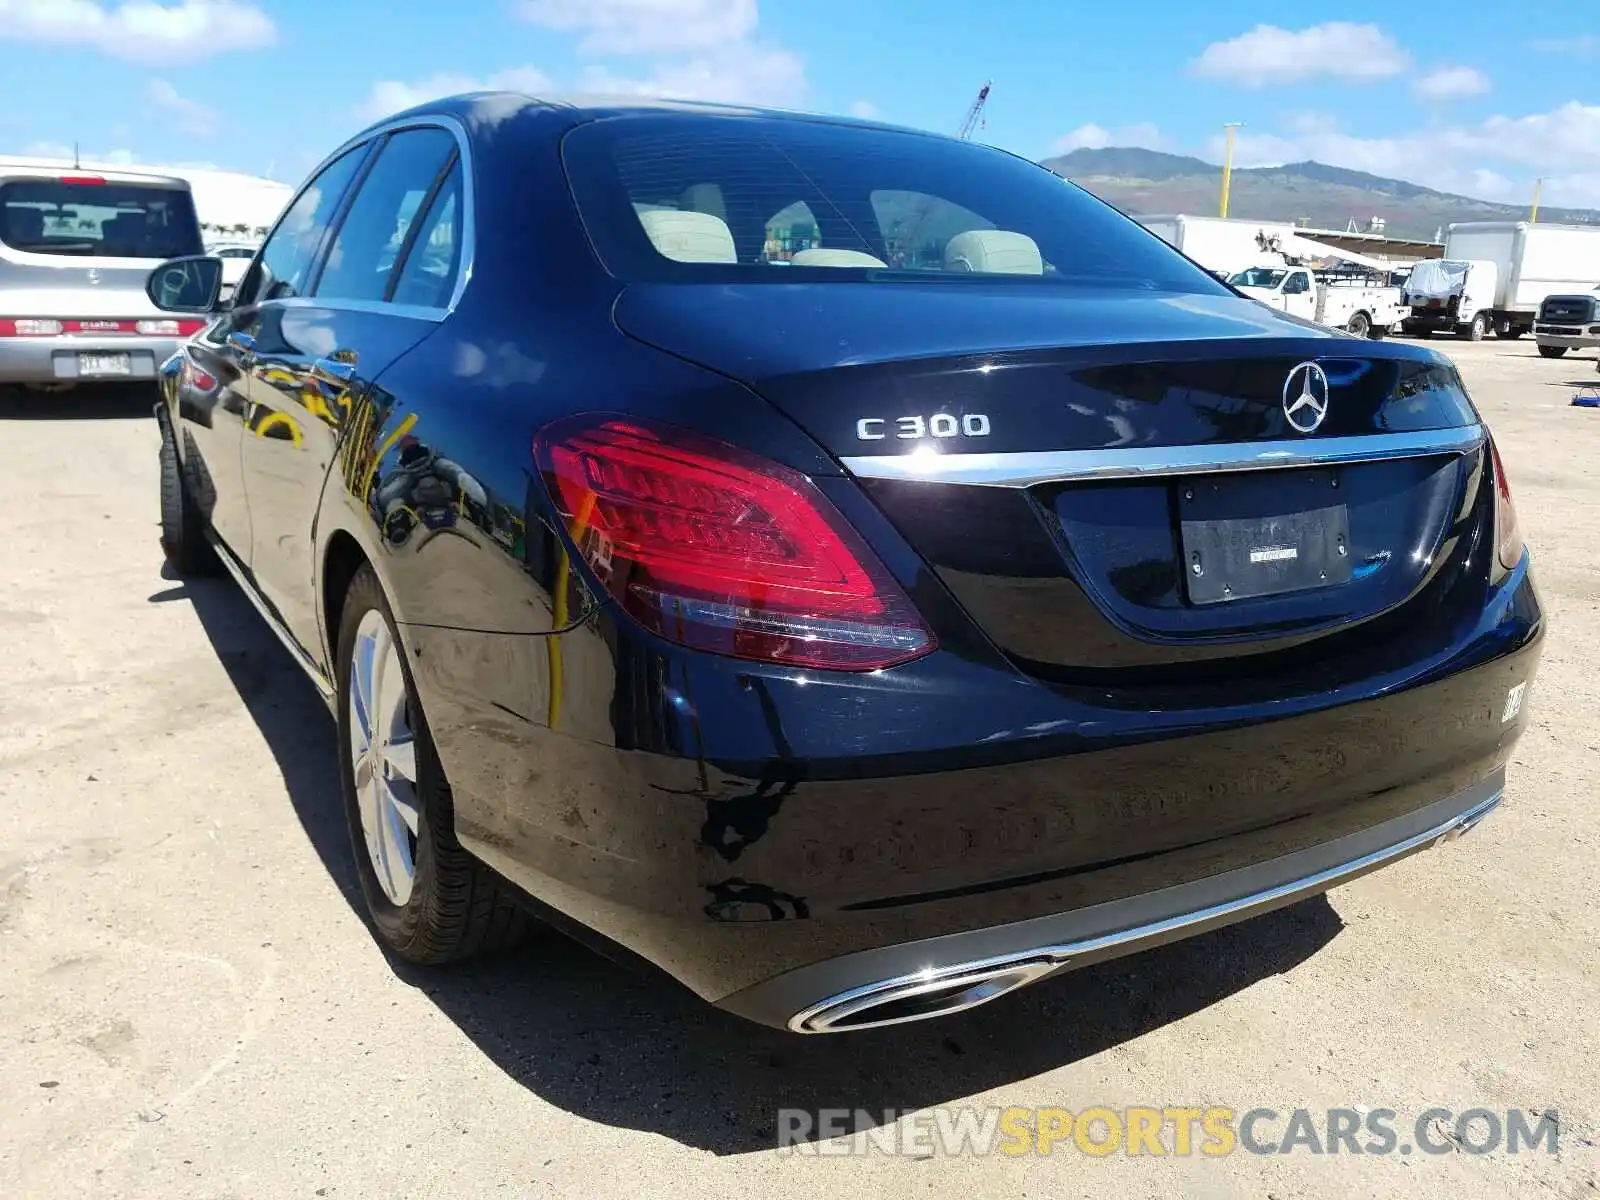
[1041,147,1600,241]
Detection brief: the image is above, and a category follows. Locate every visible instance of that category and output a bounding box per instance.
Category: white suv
[0,163,210,391]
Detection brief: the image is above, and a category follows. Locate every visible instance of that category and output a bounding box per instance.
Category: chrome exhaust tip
[1436,790,1503,844]
[789,957,1059,1034]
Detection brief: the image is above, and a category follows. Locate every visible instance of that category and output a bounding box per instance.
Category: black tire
[1495,321,1522,340]
[1538,344,1568,359]
[157,411,217,575]
[1368,323,1387,340]
[335,564,528,963]
[1346,311,1371,339]
[1463,313,1488,341]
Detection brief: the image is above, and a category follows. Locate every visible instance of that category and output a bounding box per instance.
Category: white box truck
[1137,215,1301,277]
[1433,222,1600,341]
[1399,259,1500,341]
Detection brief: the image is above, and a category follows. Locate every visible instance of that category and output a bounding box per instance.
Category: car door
[201,144,371,569]
[241,125,464,657]
[1282,269,1317,320]
[171,313,256,560]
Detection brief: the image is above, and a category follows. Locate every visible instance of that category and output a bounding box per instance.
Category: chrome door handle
[312,354,357,384]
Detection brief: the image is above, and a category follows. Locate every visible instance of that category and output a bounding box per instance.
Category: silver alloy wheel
[348,608,420,906]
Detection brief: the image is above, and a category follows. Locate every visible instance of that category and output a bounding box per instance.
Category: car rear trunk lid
[614,283,1485,678]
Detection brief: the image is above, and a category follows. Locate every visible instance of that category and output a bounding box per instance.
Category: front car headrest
[944,229,1044,275]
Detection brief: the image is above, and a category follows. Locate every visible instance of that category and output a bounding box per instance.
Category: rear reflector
[1489,437,1523,569]
[534,415,935,670]
[0,317,205,337]
[1,319,64,336]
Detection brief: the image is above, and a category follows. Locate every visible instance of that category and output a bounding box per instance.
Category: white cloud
[20,139,75,160]
[578,45,804,105]
[146,78,219,138]
[1414,65,1490,101]
[0,0,275,61]
[1050,122,1165,155]
[10,143,142,167]
[1190,22,1410,88]
[507,0,804,105]
[1203,102,1600,207]
[360,66,555,122]
[514,0,757,55]
[1532,35,1600,56]
[849,100,880,119]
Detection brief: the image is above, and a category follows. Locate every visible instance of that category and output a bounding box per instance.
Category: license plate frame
[78,352,132,377]
[1180,471,1352,605]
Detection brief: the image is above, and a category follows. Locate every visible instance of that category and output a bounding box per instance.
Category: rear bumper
[415,544,1543,1026]
[0,334,182,383]
[733,772,1504,1031]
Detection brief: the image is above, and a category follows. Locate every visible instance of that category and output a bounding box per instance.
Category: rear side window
[0,179,201,259]
[390,161,463,309]
[563,115,1227,294]
[238,145,367,306]
[315,128,456,304]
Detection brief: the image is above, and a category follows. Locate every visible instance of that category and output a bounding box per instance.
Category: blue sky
[1,1,1597,206]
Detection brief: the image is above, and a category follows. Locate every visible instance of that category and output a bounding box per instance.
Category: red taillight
[182,360,217,391]
[533,415,935,670]
[1489,438,1524,569]
[59,175,107,186]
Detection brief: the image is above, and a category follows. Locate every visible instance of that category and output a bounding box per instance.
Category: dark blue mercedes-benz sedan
[144,93,1542,1032]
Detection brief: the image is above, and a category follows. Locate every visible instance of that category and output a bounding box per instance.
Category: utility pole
[1220,122,1243,219]
[1530,177,1544,224]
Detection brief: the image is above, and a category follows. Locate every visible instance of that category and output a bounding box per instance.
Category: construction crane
[955,82,991,140]
[892,83,993,265]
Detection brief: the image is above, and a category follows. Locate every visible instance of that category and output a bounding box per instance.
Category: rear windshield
[0,179,203,259]
[563,115,1229,294]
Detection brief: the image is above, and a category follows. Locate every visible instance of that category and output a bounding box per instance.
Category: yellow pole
[546,491,598,729]
[1529,178,1543,224]
[1220,122,1243,219]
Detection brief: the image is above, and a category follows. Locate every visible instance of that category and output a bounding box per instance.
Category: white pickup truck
[1228,263,1407,339]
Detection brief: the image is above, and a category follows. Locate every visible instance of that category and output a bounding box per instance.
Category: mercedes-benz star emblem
[1282,361,1330,434]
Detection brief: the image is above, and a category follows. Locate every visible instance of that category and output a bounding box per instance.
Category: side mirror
[147,255,224,314]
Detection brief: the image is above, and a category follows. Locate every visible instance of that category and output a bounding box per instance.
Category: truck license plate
[79,352,132,376]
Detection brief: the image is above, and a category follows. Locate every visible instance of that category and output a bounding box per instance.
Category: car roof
[370,91,943,143]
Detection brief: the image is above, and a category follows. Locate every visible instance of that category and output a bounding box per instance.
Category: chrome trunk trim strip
[840,426,1485,488]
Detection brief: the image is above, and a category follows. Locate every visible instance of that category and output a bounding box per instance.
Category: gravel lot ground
[1,338,1596,1199]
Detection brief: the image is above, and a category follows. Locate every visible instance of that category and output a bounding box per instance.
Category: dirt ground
[1,338,1596,1199]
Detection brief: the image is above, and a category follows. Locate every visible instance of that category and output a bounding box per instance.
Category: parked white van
[0,163,210,391]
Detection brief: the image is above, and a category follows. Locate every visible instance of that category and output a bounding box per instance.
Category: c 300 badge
[855,413,991,441]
